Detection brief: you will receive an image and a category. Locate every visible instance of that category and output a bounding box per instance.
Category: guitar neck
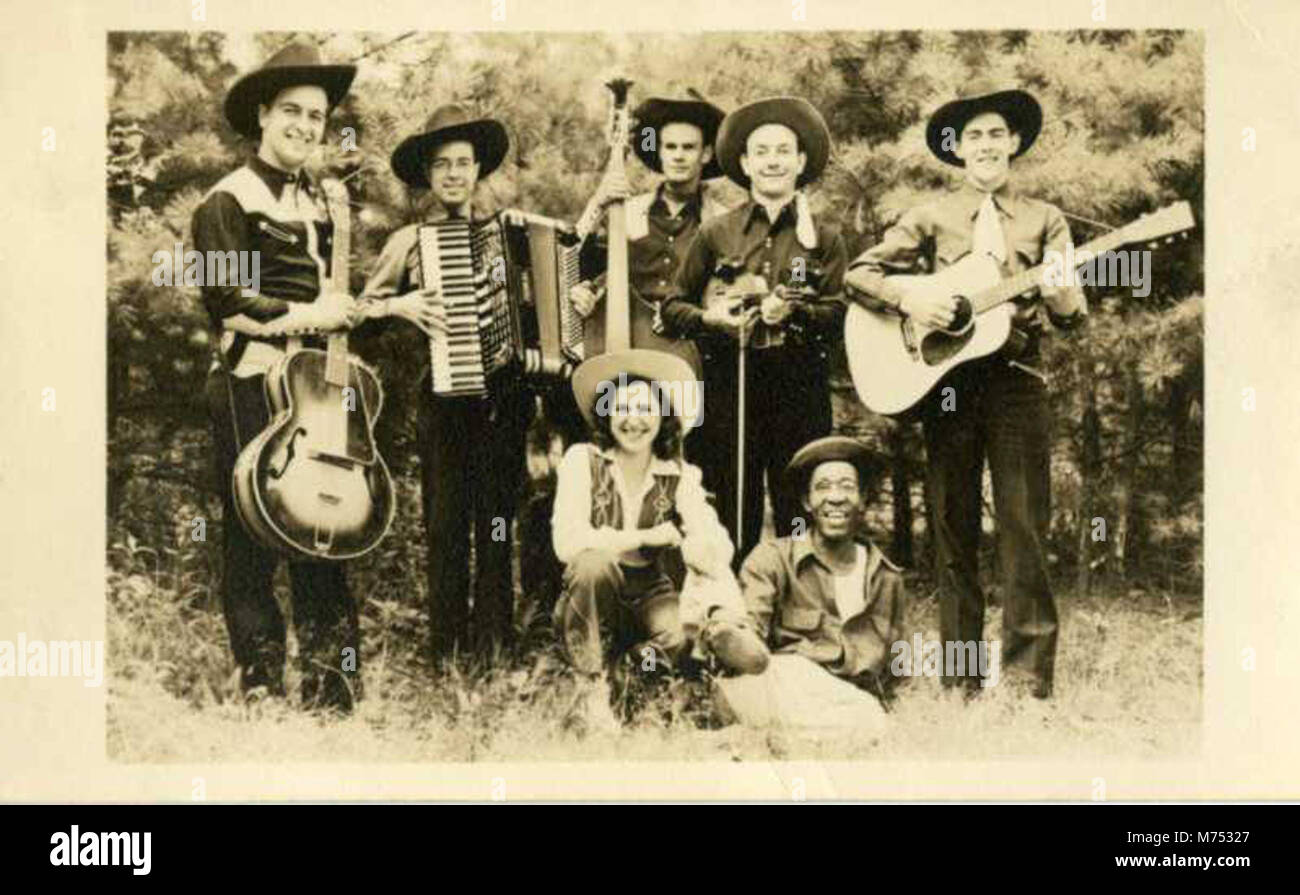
[602,78,634,353]
[324,181,351,388]
[971,226,1135,314]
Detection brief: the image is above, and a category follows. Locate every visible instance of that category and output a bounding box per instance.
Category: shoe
[705,620,770,675]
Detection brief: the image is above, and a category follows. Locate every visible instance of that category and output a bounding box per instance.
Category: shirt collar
[590,443,680,478]
[742,195,797,233]
[249,154,314,201]
[649,182,703,221]
[956,179,1016,220]
[793,534,882,577]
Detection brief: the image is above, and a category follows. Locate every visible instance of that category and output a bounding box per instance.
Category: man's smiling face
[257,85,328,171]
[428,139,479,209]
[803,460,862,541]
[739,122,805,201]
[658,122,710,188]
[955,111,1020,188]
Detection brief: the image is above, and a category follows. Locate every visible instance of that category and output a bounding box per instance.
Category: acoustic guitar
[232,179,396,560]
[844,201,1196,416]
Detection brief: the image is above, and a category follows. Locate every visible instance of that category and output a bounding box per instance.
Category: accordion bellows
[417,211,585,397]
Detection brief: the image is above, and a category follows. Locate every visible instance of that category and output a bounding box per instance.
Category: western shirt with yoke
[191,154,337,377]
[847,181,1087,334]
[660,196,847,355]
[580,181,732,308]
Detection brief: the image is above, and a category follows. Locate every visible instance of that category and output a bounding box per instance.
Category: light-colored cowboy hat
[571,348,702,431]
[631,95,725,180]
[223,41,356,140]
[714,96,831,189]
[924,78,1043,167]
[390,103,510,189]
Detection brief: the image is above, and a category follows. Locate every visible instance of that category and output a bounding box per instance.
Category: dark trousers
[206,371,360,710]
[554,551,685,676]
[689,347,833,568]
[921,356,1057,694]
[416,381,533,660]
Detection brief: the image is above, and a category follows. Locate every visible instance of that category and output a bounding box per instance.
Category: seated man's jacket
[739,536,905,678]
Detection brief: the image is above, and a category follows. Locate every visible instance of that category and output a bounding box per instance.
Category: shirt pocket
[1010,236,1043,269]
[780,605,822,634]
[933,231,973,268]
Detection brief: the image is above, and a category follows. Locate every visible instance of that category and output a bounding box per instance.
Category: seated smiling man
[721,436,906,730]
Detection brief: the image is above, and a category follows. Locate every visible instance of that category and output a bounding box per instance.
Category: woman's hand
[639,522,683,550]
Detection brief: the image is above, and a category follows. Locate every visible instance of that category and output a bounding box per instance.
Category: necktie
[972,192,1006,264]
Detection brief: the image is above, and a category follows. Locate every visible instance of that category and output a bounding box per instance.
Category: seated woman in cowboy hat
[553,347,769,730]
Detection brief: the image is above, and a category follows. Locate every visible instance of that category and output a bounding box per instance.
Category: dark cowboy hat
[572,348,702,431]
[390,104,510,189]
[925,78,1043,167]
[715,96,831,189]
[631,96,725,180]
[785,436,887,500]
[223,41,356,140]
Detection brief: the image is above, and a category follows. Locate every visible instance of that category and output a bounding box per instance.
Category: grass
[106,530,1202,764]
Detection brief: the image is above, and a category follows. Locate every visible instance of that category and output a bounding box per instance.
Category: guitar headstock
[605,77,635,151]
[1119,201,1195,246]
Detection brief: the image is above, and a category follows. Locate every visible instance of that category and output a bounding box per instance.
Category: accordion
[417,210,586,397]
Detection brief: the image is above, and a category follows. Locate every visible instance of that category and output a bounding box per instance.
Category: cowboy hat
[924,78,1042,167]
[785,436,886,500]
[714,96,831,189]
[571,348,702,431]
[223,41,356,140]
[390,104,510,189]
[631,96,725,180]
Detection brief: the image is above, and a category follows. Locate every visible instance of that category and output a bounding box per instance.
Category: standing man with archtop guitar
[192,42,364,712]
[844,80,1088,699]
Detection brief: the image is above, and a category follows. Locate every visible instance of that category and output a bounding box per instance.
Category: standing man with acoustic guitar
[843,80,1087,699]
[361,104,531,663]
[192,42,362,711]
[660,97,848,568]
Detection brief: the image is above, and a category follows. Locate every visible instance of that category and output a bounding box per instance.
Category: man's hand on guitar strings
[898,286,960,330]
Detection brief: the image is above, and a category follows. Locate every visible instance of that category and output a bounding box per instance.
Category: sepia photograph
[102,26,1205,765]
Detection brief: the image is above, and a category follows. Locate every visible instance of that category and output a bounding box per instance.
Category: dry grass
[106,535,1201,764]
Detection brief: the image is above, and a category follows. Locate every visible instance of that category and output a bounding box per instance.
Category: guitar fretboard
[971,226,1141,314]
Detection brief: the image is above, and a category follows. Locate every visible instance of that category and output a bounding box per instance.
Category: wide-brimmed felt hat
[785,436,886,499]
[224,41,356,140]
[632,96,725,180]
[715,96,831,189]
[390,104,510,189]
[572,349,702,431]
[925,78,1042,167]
